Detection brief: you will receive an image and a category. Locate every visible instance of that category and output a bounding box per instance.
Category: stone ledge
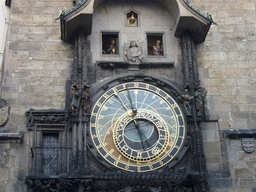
[0,132,24,141]
[223,129,256,138]
[208,173,231,179]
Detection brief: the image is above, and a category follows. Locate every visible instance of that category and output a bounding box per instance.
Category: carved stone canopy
[60,0,212,43]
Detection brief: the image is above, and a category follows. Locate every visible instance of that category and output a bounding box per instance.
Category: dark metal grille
[42,134,59,175]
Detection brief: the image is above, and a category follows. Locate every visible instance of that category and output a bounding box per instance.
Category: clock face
[90,82,186,172]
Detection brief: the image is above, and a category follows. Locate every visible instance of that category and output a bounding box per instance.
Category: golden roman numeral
[104,153,109,158]
[103,94,110,99]
[109,149,114,154]
[134,83,139,88]
[164,95,170,100]
[114,161,119,166]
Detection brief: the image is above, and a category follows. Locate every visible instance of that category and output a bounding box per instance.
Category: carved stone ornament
[241,138,255,153]
[124,40,144,68]
[0,99,10,127]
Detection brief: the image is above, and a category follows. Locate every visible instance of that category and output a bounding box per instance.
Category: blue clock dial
[90,82,186,172]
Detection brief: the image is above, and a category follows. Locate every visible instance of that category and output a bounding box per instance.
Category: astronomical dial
[90,82,186,172]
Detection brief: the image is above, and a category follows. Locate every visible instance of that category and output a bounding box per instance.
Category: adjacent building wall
[0,0,10,86]
[190,0,256,190]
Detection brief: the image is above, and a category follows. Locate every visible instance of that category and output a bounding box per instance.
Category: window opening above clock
[102,33,119,55]
[147,34,164,56]
[127,11,138,27]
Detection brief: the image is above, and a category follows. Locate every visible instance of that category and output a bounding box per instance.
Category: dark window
[147,34,163,56]
[102,33,119,55]
[42,133,59,175]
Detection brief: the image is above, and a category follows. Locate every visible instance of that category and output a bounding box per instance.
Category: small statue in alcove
[182,89,193,116]
[128,12,138,27]
[153,40,163,56]
[106,38,116,54]
[71,85,80,116]
[195,86,207,116]
[125,40,143,64]
[81,85,91,116]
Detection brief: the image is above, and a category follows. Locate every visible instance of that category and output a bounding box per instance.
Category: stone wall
[0,0,73,191]
[2,0,74,133]
[190,0,256,191]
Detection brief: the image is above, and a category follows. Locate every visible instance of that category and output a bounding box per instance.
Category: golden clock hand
[133,120,146,150]
[133,119,150,149]
[124,84,137,114]
[114,88,135,117]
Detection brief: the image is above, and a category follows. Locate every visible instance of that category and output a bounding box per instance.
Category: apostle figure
[153,40,163,56]
[106,38,116,54]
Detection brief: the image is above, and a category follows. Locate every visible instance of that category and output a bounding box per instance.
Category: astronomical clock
[89,78,188,173]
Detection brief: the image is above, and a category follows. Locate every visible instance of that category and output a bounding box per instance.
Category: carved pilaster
[181,33,209,191]
[70,30,91,174]
[181,34,200,91]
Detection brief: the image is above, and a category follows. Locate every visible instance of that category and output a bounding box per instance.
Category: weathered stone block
[202,122,219,141]
[12,51,29,60]
[225,17,245,25]
[209,69,226,78]
[240,179,256,188]
[209,178,232,189]
[33,15,53,26]
[247,120,256,128]
[10,14,33,25]
[205,154,221,164]
[0,169,8,181]
[204,141,220,155]
[244,3,255,10]
[9,41,44,51]
[18,26,46,34]
[219,121,230,130]
[235,169,252,178]
[208,78,236,87]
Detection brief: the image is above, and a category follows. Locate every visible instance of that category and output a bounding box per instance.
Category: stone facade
[190,0,256,191]
[0,0,255,191]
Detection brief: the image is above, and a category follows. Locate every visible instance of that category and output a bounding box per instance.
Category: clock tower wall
[89,0,182,84]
